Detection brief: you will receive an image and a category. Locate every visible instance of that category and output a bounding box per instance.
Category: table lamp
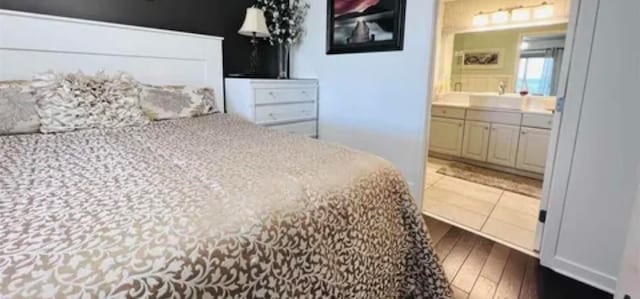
[238,7,271,76]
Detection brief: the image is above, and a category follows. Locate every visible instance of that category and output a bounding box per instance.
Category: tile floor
[423,157,540,255]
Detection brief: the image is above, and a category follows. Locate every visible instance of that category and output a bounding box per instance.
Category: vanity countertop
[432,101,554,116]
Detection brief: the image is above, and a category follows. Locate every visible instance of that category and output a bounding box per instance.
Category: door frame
[421,0,603,288]
[534,0,592,250]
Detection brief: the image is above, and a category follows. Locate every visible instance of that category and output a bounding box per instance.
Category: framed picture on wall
[461,49,504,69]
[326,0,406,55]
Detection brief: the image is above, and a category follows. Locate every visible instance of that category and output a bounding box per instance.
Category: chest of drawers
[225,79,319,138]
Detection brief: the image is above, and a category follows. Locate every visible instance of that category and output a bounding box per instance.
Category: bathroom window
[516,33,566,96]
[516,56,553,96]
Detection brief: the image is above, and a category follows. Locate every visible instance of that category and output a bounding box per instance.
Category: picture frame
[461,49,504,69]
[326,0,406,55]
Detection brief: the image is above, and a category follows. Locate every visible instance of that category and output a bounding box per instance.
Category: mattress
[0,114,451,298]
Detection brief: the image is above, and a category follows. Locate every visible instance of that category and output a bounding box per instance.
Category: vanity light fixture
[472,2,554,27]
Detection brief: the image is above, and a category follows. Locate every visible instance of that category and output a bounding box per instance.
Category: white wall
[291,0,438,203]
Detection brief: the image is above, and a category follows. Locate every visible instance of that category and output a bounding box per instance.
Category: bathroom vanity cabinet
[429,104,553,175]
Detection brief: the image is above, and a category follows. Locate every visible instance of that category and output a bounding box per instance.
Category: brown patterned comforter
[0,114,450,298]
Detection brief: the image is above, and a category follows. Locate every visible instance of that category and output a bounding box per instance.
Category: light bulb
[512,7,531,22]
[491,10,510,24]
[533,3,554,19]
[473,14,490,27]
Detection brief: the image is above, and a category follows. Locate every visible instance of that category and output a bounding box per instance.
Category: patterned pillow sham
[139,84,218,121]
[33,71,150,134]
[0,81,40,135]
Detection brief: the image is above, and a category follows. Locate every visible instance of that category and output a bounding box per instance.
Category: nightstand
[225,78,319,138]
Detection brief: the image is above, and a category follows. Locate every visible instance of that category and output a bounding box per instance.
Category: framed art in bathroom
[326,0,406,55]
[461,49,505,69]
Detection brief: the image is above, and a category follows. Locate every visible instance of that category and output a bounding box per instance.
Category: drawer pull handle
[442,110,447,114]
[268,113,277,120]
[522,131,527,135]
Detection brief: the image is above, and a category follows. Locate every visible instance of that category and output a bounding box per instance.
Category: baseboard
[548,257,616,294]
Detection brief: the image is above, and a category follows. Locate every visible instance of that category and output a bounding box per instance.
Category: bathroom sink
[469,93,523,110]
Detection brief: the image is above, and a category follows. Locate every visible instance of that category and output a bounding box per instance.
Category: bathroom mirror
[450,24,567,96]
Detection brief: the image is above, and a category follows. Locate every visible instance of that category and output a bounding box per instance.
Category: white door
[487,124,520,167]
[616,185,640,299]
[429,117,464,156]
[540,0,640,293]
[516,127,550,174]
[462,121,490,161]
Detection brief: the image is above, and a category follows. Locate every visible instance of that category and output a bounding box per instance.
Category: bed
[0,9,450,299]
[0,114,449,298]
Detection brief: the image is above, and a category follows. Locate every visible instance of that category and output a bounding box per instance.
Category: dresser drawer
[466,109,522,125]
[255,102,317,125]
[267,121,317,137]
[255,88,317,105]
[431,106,466,119]
[522,114,553,129]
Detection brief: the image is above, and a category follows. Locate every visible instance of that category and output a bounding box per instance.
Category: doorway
[422,0,573,256]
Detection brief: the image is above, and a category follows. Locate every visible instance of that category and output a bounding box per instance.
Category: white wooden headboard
[0,9,225,111]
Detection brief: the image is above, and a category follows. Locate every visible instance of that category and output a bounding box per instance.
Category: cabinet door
[429,117,464,156]
[462,121,490,161]
[516,127,551,173]
[487,124,521,167]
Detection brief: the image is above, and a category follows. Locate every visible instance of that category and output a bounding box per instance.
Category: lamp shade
[239,7,271,38]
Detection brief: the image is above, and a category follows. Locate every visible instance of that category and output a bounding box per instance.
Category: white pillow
[139,84,218,121]
[33,71,150,133]
[0,81,40,135]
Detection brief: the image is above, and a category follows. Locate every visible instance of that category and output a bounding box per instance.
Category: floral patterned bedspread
[0,114,451,298]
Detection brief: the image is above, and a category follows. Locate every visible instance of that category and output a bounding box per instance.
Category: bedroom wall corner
[291,0,439,206]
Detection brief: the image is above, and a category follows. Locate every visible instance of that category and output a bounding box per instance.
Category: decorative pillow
[0,81,40,135]
[33,71,150,133]
[139,84,218,120]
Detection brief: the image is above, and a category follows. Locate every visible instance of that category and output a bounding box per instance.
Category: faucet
[498,81,506,95]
